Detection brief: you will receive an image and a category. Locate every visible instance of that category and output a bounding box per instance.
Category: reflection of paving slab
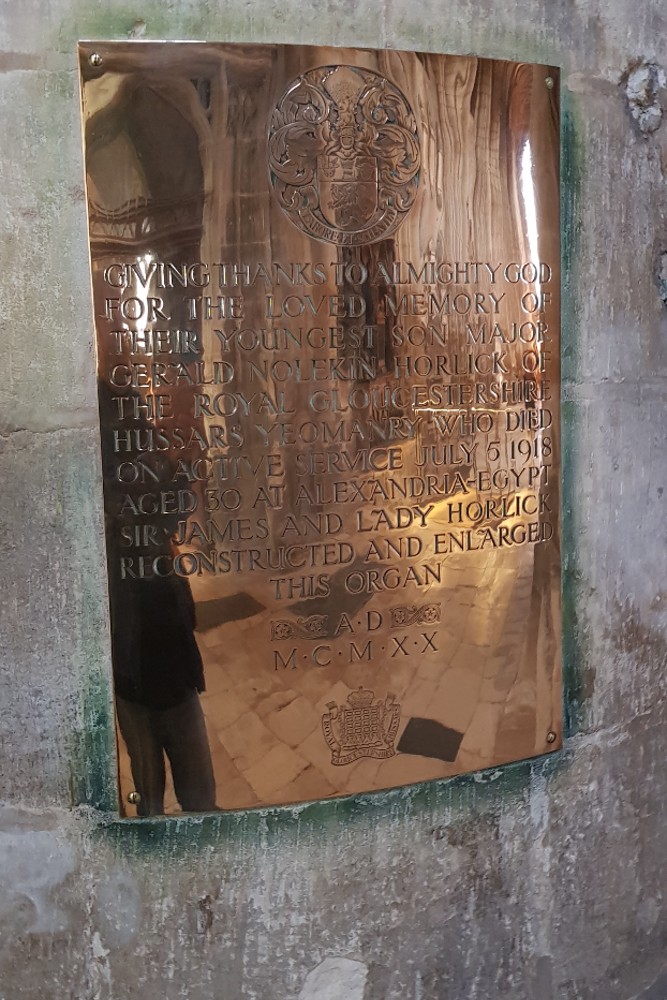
[397,717,464,762]
[195,592,265,631]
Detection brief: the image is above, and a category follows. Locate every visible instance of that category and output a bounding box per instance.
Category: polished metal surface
[79,42,561,816]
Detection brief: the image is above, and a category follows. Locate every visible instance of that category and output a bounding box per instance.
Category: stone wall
[0,1,665,997]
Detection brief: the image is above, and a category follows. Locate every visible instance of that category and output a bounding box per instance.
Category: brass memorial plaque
[78,43,561,816]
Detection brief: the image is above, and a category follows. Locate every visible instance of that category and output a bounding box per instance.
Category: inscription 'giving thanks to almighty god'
[79,42,561,817]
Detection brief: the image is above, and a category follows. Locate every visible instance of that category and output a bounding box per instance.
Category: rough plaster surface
[298,958,369,999]
[0,1,665,998]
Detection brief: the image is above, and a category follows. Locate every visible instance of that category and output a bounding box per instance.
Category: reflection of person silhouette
[110,548,217,817]
[98,379,216,816]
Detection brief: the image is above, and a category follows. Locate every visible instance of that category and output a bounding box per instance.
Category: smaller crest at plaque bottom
[322,688,401,765]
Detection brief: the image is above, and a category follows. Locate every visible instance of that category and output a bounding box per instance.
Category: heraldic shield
[318,150,378,231]
[322,688,401,766]
[268,65,420,245]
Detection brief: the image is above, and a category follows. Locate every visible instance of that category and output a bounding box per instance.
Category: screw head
[545,76,554,90]
[127,790,141,805]
[89,52,103,67]
[546,730,557,744]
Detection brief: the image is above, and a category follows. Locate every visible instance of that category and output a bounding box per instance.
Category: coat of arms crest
[268,65,421,245]
[322,687,401,765]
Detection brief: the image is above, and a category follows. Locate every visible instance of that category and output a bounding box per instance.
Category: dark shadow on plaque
[195,593,265,632]
[397,718,464,763]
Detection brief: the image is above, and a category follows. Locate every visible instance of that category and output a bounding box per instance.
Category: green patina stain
[95,754,555,859]
[57,2,324,51]
[560,92,585,385]
[59,3,562,61]
[380,17,559,66]
[70,672,117,812]
[59,5,215,48]
[63,445,118,812]
[560,91,591,736]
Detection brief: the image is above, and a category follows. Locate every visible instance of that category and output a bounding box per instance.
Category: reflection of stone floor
[117,543,549,816]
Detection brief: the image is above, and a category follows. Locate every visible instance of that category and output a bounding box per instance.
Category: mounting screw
[546,731,557,744]
[545,76,554,90]
[89,52,103,67]
[127,790,141,805]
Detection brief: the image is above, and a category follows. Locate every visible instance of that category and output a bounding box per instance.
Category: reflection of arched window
[87,77,212,508]
[87,132,147,209]
[86,80,207,256]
